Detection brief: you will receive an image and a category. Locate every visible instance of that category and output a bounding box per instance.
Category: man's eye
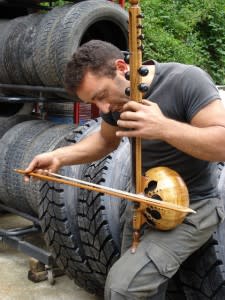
[97,93,107,101]
[97,96,105,101]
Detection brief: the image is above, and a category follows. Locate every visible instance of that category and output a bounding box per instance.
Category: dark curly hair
[64,40,124,95]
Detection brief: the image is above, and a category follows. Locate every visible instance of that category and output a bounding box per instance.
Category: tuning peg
[125,87,131,96]
[138,34,144,40]
[138,67,149,76]
[137,24,144,29]
[122,50,130,64]
[124,54,130,64]
[125,71,130,81]
[138,83,148,93]
[138,44,144,51]
[137,13,144,18]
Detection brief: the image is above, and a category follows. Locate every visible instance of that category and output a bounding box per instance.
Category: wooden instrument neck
[128,0,143,194]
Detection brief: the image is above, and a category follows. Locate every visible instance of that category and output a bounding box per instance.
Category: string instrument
[125,0,190,253]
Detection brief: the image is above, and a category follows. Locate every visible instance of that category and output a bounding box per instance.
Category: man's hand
[116,100,168,139]
[24,152,61,182]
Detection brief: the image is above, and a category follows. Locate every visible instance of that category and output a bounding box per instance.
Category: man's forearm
[53,131,119,167]
[163,118,225,161]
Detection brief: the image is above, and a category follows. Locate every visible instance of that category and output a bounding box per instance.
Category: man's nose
[96,101,110,113]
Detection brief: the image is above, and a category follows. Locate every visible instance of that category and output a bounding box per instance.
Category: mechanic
[25,40,225,299]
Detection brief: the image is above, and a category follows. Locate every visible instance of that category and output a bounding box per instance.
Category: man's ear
[115,59,128,72]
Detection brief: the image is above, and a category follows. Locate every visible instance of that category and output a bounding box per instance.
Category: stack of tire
[0,0,128,101]
[0,115,77,215]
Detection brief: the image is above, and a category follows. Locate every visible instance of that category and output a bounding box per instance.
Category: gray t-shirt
[101,60,221,201]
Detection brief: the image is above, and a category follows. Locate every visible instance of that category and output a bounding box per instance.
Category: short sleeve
[180,66,221,122]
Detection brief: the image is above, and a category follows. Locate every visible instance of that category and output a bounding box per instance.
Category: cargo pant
[104,197,225,300]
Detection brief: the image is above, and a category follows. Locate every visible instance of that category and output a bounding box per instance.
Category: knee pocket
[146,242,180,278]
[106,241,180,297]
[216,205,225,223]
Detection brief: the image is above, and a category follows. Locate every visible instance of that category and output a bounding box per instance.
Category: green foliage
[41,0,70,8]
[44,0,225,84]
[137,0,225,84]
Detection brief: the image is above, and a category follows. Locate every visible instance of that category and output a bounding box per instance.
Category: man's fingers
[122,101,141,112]
[42,169,51,176]
[122,100,152,111]
[119,111,140,121]
[141,99,152,106]
[24,168,49,183]
[24,158,39,173]
[23,163,36,183]
[24,175,30,183]
[23,158,42,182]
[117,119,139,129]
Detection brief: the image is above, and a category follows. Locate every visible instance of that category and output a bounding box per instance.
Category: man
[25,40,225,299]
